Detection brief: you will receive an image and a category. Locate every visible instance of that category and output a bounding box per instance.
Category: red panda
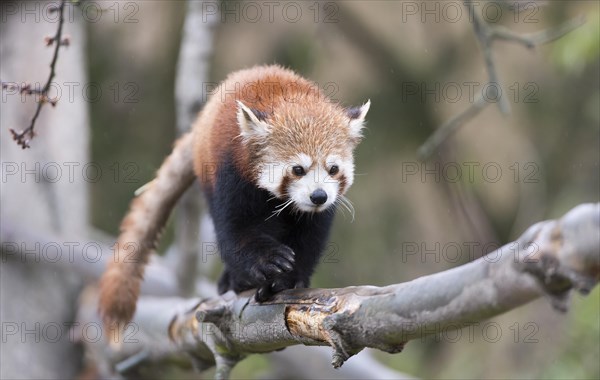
[98,65,370,339]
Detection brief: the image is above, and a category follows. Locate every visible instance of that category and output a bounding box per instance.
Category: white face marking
[254,150,356,214]
[296,153,313,170]
[289,165,337,212]
[257,158,285,197]
[286,153,356,213]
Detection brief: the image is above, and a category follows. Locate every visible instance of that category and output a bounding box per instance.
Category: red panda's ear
[347,99,370,140]
[236,101,271,141]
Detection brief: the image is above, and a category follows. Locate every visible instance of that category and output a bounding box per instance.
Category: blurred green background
[86,1,599,378]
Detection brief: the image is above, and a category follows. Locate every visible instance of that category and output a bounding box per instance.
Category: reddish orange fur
[193,65,354,187]
[98,132,195,342]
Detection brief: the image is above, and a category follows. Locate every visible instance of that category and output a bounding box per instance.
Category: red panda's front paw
[250,244,297,302]
[249,244,295,283]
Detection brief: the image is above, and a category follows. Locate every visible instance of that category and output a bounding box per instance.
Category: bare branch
[172,0,219,296]
[417,94,490,159]
[467,1,511,116]
[94,203,598,378]
[3,0,68,149]
[0,224,180,297]
[491,15,585,48]
[418,3,584,160]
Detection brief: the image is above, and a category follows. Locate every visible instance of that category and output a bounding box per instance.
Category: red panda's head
[236,98,370,214]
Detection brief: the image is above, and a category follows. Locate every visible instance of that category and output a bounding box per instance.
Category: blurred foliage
[552,12,600,74]
[538,287,600,379]
[85,0,599,378]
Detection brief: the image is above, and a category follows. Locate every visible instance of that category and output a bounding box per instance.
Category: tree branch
[490,15,585,48]
[172,0,219,296]
[4,0,69,149]
[0,224,181,298]
[417,94,489,159]
[418,3,585,160]
[94,203,598,378]
[467,1,511,116]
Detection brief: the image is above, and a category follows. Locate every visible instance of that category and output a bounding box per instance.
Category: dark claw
[253,245,296,281]
[255,284,273,302]
[276,245,295,263]
[255,276,298,302]
[249,265,267,283]
[263,263,283,277]
[294,280,308,289]
[272,256,294,272]
[270,278,292,293]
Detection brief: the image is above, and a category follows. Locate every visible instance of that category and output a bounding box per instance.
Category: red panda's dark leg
[280,210,335,289]
[206,155,336,301]
[206,156,301,299]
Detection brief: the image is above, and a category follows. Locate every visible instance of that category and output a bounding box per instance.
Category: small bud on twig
[44,36,55,46]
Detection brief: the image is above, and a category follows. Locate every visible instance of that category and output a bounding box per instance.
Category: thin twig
[491,16,586,48]
[418,94,490,160]
[7,0,68,149]
[418,2,585,161]
[467,1,511,116]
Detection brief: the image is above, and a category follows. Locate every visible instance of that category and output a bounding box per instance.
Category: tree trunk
[1,6,90,378]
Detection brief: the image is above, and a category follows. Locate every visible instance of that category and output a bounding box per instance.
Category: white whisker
[265,198,294,221]
[333,199,347,218]
[339,195,355,222]
[340,200,353,219]
[276,199,294,215]
[274,199,291,210]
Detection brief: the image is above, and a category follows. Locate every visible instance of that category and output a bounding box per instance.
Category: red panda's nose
[310,189,328,205]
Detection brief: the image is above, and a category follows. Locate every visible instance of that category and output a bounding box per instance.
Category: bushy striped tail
[98,131,196,345]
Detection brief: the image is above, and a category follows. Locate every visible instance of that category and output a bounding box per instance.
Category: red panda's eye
[292,166,306,176]
[329,165,339,175]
